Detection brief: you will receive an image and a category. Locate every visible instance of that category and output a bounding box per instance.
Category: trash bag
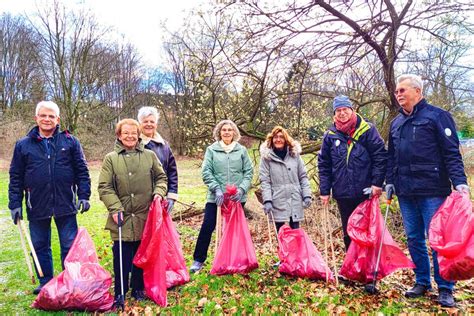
[278,225,334,281]
[429,191,474,281]
[32,228,114,312]
[133,199,190,307]
[339,197,414,283]
[210,185,258,275]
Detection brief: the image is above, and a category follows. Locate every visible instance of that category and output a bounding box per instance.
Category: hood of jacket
[259,140,302,160]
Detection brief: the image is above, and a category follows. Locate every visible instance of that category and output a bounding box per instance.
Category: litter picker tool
[116,211,125,311]
[215,205,222,253]
[324,203,339,285]
[266,213,274,252]
[366,191,393,295]
[17,220,35,283]
[19,219,43,278]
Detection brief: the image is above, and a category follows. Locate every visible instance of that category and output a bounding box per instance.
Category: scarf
[273,146,288,161]
[334,111,357,136]
[219,140,237,153]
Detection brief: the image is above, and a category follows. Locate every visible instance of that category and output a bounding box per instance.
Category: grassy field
[0,157,473,315]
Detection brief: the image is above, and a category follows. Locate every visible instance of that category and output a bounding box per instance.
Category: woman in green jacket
[98,118,167,306]
[189,120,254,273]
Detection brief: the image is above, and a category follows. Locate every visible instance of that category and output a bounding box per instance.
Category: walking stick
[17,221,35,283]
[215,205,222,253]
[116,211,125,311]
[19,219,43,278]
[325,204,339,286]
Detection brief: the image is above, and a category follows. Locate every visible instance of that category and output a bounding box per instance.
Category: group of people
[8,73,470,309]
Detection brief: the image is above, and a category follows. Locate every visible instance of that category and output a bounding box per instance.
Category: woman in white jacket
[259,126,312,231]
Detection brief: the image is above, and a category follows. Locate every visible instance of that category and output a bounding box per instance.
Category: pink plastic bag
[133,199,190,306]
[429,192,474,281]
[278,225,334,281]
[339,197,414,283]
[32,228,114,312]
[211,186,259,275]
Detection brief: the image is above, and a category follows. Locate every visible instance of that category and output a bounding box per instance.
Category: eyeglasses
[394,87,417,95]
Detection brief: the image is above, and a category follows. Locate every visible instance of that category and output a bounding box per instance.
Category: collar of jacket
[209,141,242,152]
[141,132,165,145]
[28,125,64,142]
[114,139,145,153]
[259,140,302,160]
[399,98,428,117]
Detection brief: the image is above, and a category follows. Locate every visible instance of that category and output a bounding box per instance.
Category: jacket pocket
[411,119,430,141]
[410,163,440,185]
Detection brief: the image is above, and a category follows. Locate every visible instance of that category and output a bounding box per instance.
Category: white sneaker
[190,261,204,273]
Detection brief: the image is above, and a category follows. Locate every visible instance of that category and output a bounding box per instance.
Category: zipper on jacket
[413,126,416,141]
[227,153,230,186]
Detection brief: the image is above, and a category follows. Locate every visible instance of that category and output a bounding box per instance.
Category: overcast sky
[1,0,210,67]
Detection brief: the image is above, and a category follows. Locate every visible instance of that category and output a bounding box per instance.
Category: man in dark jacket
[8,101,91,294]
[386,74,469,307]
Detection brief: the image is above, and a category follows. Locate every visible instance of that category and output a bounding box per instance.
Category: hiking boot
[113,295,125,311]
[132,290,148,301]
[405,284,430,298]
[190,261,204,273]
[364,283,378,294]
[33,284,44,295]
[438,289,455,307]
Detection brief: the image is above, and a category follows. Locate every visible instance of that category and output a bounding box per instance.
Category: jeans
[336,197,367,251]
[193,202,245,263]
[29,215,78,286]
[112,240,144,297]
[398,196,454,291]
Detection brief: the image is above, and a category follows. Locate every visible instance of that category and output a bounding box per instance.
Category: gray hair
[213,119,241,142]
[397,74,423,92]
[35,101,60,116]
[137,106,159,123]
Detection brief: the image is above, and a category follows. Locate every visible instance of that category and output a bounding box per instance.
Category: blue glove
[230,188,244,202]
[215,188,224,206]
[303,197,312,209]
[76,200,90,213]
[11,207,22,224]
[167,199,175,213]
[263,202,273,215]
[385,184,395,199]
[455,184,470,195]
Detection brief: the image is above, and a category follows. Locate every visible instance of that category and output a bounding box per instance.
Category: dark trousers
[275,217,300,232]
[336,197,367,251]
[193,202,245,263]
[112,240,144,297]
[29,215,78,286]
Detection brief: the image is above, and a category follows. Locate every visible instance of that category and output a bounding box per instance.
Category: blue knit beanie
[333,95,353,112]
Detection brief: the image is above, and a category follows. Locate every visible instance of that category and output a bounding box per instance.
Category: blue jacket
[318,114,387,199]
[8,126,91,220]
[386,99,467,197]
[143,135,178,200]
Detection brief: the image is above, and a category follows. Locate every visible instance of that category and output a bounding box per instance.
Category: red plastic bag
[32,228,114,312]
[339,197,414,283]
[211,186,259,275]
[429,192,474,281]
[133,199,190,306]
[278,225,334,281]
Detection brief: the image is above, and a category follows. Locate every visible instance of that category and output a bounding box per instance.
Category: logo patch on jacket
[444,128,452,137]
[335,140,340,147]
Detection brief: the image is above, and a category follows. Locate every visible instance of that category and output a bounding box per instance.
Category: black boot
[438,289,455,307]
[405,284,430,298]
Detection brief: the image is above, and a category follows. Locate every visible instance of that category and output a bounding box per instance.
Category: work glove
[385,184,396,199]
[320,195,330,206]
[76,199,90,214]
[455,184,470,195]
[230,188,244,202]
[263,202,273,215]
[303,197,312,209]
[363,187,372,198]
[167,199,175,213]
[215,188,224,206]
[11,207,22,224]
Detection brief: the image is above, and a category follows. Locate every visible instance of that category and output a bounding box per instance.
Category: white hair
[212,119,241,142]
[137,106,159,123]
[35,101,60,116]
[397,74,423,92]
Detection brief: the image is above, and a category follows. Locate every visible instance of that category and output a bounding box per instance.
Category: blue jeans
[29,215,78,286]
[398,196,454,291]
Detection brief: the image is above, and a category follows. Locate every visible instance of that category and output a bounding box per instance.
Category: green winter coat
[202,141,254,203]
[98,140,168,241]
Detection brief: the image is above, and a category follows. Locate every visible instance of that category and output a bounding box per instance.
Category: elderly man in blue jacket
[8,101,91,294]
[386,74,469,307]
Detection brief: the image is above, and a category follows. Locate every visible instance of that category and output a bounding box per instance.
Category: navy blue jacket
[318,115,387,199]
[386,99,467,197]
[8,126,91,220]
[144,139,178,199]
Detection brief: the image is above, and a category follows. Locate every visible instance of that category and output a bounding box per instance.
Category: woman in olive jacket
[259,126,312,232]
[189,119,254,273]
[98,118,167,305]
